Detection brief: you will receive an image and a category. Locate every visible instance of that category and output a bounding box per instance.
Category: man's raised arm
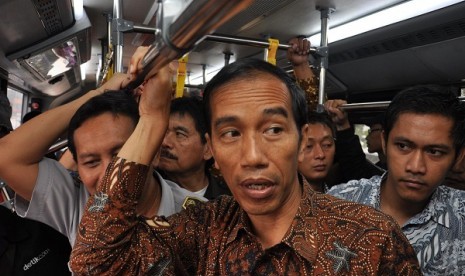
[0,73,134,201]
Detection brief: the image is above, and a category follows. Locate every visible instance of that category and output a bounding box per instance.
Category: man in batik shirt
[328,85,465,275]
[70,55,421,275]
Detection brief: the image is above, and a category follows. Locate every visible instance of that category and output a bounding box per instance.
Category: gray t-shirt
[15,158,207,246]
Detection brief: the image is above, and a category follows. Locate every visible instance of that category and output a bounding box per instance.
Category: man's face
[366,123,383,153]
[207,73,306,217]
[444,150,465,190]
[158,113,211,176]
[74,113,135,195]
[384,113,456,204]
[298,123,335,184]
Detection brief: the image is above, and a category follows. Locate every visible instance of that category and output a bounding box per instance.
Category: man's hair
[203,59,308,137]
[68,91,139,160]
[384,84,465,155]
[307,111,337,139]
[170,96,207,144]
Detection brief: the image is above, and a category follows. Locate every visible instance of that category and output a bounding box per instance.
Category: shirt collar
[226,176,320,263]
[377,172,451,228]
[406,186,450,228]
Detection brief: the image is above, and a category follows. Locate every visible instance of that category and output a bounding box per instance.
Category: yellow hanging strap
[176,55,189,98]
[267,38,279,65]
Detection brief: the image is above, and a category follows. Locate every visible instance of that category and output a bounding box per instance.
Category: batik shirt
[328,173,465,275]
[70,157,421,275]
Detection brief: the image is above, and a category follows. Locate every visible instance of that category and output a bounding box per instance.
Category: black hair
[203,58,308,138]
[67,91,139,160]
[307,111,337,139]
[170,96,207,144]
[384,84,465,155]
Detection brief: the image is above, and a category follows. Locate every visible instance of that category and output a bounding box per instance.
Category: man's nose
[406,150,426,175]
[313,144,325,159]
[161,131,173,148]
[240,134,267,169]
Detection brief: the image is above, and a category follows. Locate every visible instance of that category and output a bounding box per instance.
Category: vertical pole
[316,8,334,113]
[113,0,124,73]
[202,64,207,85]
[224,52,232,66]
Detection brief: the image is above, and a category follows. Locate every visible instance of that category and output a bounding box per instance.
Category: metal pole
[113,0,124,72]
[125,0,255,90]
[206,34,318,53]
[224,52,233,66]
[133,24,158,34]
[202,64,206,85]
[339,101,391,111]
[340,96,465,111]
[47,139,69,154]
[316,8,334,113]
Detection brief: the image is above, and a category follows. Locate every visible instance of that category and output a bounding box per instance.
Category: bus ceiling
[0,0,464,113]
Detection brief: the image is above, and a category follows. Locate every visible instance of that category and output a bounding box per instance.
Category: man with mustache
[157,96,230,199]
[0,47,206,248]
[328,85,465,274]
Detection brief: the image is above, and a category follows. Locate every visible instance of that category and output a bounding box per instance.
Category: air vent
[330,18,465,64]
[192,0,297,52]
[216,0,298,34]
[31,0,64,35]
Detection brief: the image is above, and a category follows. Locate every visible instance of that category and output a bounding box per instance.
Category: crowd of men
[0,37,464,275]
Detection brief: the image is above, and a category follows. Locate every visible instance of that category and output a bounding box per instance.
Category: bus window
[353,124,379,164]
[7,88,24,129]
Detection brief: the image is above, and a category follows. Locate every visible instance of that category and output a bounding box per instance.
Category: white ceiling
[81,0,407,86]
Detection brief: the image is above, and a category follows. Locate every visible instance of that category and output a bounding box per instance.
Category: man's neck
[306,178,325,193]
[164,167,209,192]
[248,184,302,249]
[379,178,429,226]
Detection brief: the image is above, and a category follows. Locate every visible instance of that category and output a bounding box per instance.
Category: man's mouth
[246,182,272,190]
[241,178,275,199]
[312,164,327,171]
[400,178,426,189]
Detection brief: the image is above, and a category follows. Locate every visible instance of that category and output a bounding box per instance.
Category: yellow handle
[176,55,189,98]
[267,38,279,65]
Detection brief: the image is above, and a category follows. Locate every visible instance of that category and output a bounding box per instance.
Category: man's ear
[452,148,465,172]
[203,139,213,161]
[381,130,387,155]
[205,133,219,170]
[298,124,309,163]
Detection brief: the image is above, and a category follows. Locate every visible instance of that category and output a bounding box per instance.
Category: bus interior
[1,0,465,128]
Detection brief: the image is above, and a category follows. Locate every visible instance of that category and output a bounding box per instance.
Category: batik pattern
[328,174,465,275]
[71,157,421,275]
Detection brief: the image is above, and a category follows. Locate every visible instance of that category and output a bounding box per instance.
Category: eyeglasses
[368,128,383,134]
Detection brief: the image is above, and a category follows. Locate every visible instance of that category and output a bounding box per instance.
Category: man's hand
[138,65,173,118]
[324,99,351,131]
[287,37,311,67]
[98,73,134,93]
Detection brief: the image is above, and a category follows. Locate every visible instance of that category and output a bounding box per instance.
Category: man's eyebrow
[263,107,288,118]
[213,107,288,129]
[78,153,97,160]
[214,116,238,129]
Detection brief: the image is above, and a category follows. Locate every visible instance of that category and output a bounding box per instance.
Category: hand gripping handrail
[125,0,254,91]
